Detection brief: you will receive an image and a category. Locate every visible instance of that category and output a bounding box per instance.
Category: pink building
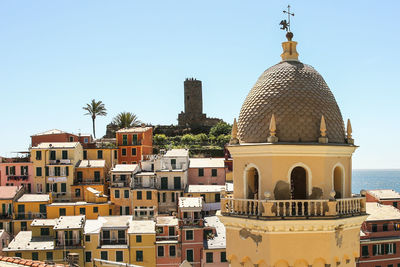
[156,216,181,267]
[202,216,228,266]
[0,158,33,193]
[366,189,400,208]
[188,158,226,185]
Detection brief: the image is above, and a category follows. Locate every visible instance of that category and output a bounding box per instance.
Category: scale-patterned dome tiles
[238,61,345,143]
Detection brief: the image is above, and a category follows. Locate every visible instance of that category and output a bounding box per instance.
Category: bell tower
[219,7,367,267]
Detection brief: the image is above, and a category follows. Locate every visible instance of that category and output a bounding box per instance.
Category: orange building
[31,129,93,148]
[116,127,153,165]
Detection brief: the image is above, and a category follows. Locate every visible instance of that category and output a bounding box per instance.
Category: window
[171,192,175,202]
[114,150,117,159]
[383,224,389,231]
[122,148,127,156]
[41,228,50,236]
[212,169,217,177]
[115,190,120,198]
[83,150,87,159]
[221,251,227,262]
[215,193,221,202]
[97,150,103,159]
[186,249,194,262]
[136,235,142,243]
[101,251,108,260]
[137,191,142,200]
[158,246,164,257]
[36,151,42,160]
[116,251,123,262]
[80,207,86,215]
[373,244,383,255]
[198,168,204,177]
[69,136,74,142]
[136,251,143,262]
[77,171,83,181]
[65,166,69,176]
[54,167,61,176]
[157,227,164,234]
[132,134,138,145]
[75,188,81,197]
[161,177,168,189]
[394,202,398,208]
[162,193,166,202]
[85,251,92,263]
[21,222,27,231]
[93,207,98,213]
[118,230,125,240]
[169,226,175,236]
[131,148,137,156]
[32,252,39,260]
[46,251,53,261]
[62,150,68,159]
[174,176,181,189]
[61,183,66,193]
[125,206,129,215]
[362,245,369,257]
[50,151,56,160]
[124,190,129,198]
[184,212,188,218]
[206,252,213,263]
[122,135,128,145]
[15,252,22,258]
[85,235,90,242]
[84,137,88,143]
[36,167,42,176]
[59,208,66,216]
[146,191,152,200]
[94,171,100,182]
[372,224,378,232]
[186,230,194,240]
[170,245,176,257]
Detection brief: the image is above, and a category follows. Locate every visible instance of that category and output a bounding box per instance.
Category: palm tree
[82,99,107,139]
[112,112,141,129]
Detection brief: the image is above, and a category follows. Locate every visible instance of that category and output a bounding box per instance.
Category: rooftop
[0,256,66,267]
[76,160,106,168]
[366,203,400,221]
[53,215,85,230]
[17,194,50,202]
[204,216,226,249]
[164,149,189,158]
[117,126,152,133]
[156,216,178,226]
[49,201,109,206]
[128,220,156,234]
[111,164,139,173]
[179,197,203,209]
[32,142,80,149]
[187,185,225,193]
[31,219,58,227]
[31,129,66,136]
[367,189,400,200]
[189,158,225,168]
[4,231,54,251]
[0,186,22,200]
[85,216,132,234]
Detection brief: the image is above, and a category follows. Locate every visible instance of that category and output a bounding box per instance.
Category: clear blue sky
[1,1,399,169]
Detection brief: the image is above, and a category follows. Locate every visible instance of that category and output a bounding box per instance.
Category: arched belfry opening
[290,167,307,199]
[333,166,344,198]
[246,168,259,199]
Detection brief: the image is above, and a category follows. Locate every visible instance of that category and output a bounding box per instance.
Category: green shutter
[65,167,69,176]
[61,183,67,193]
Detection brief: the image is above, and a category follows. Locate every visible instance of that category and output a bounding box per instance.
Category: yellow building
[31,142,83,196]
[13,194,51,235]
[0,186,24,234]
[4,215,85,266]
[219,30,367,266]
[84,147,117,171]
[47,201,112,219]
[83,216,156,267]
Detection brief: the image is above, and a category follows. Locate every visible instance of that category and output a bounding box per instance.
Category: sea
[352,169,400,194]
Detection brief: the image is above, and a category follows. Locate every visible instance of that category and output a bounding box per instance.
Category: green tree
[194,133,208,144]
[181,134,196,146]
[154,134,167,147]
[112,112,141,129]
[216,134,231,147]
[210,122,232,137]
[82,99,107,139]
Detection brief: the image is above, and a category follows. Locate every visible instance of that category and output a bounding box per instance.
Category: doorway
[290,167,307,199]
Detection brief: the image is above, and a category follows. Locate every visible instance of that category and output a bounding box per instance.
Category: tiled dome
[237,61,346,143]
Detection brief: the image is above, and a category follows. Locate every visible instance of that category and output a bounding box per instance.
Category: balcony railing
[101,239,127,245]
[181,218,204,227]
[156,235,179,241]
[74,178,105,185]
[56,239,82,248]
[221,197,365,218]
[0,213,12,219]
[48,159,71,165]
[51,192,84,203]
[15,213,47,220]
[7,175,29,181]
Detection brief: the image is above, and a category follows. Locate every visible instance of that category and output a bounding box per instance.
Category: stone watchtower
[178,78,221,128]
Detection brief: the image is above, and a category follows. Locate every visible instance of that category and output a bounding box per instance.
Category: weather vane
[280,5,294,32]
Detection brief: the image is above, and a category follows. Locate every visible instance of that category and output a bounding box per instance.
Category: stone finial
[281,38,299,62]
[346,119,354,144]
[318,115,328,143]
[229,118,239,145]
[267,114,279,143]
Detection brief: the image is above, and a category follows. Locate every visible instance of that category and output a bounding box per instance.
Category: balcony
[221,197,366,218]
[181,218,204,227]
[48,159,71,165]
[7,175,29,181]
[15,213,47,220]
[56,238,82,248]
[51,192,84,203]
[0,213,12,219]
[74,178,105,185]
[156,235,179,241]
[111,180,130,188]
[101,239,127,246]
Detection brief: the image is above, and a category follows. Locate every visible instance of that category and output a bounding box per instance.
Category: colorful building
[0,158,33,192]
[30,142,83,196]
[83,147,117,171]
[47,201,111,219]
[202,216,228,266]
[31,129,93,148]
[366,189,400,208]
[185,185,224,215]
[156,216,181,267]
[188,158,226,185]
[358,203,400,267]
[116,126,153,165]
[0,186,24,235]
